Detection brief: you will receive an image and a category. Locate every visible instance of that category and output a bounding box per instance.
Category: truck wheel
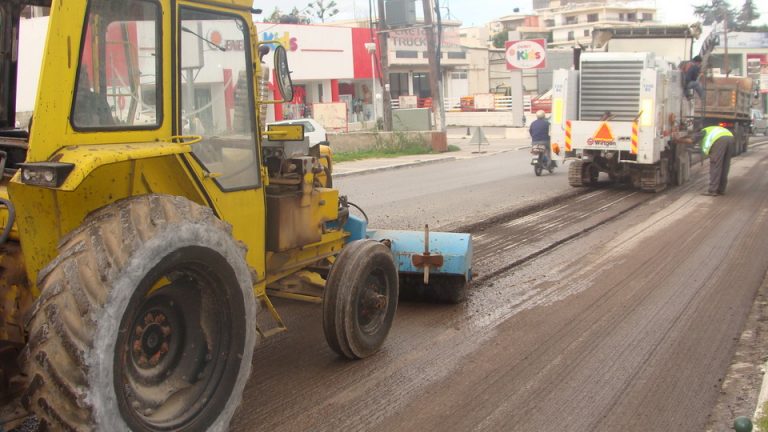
[586,163,599,185]
[322,240,398,359]
[21,195,258,432]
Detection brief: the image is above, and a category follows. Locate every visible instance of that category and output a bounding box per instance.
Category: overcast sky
[254,0,768,27]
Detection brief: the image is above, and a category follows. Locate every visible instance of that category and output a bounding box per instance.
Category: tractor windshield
[71,0,161,130]
[180,8,260,190]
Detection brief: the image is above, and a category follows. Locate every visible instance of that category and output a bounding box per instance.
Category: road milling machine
[550,24,758,192]
[0,0,473,430]
[550,51,693,192]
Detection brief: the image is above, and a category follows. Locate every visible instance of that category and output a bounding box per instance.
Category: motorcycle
[531,143,557,176]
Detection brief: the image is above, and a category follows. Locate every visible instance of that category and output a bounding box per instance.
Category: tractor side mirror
[259,45,270,64]
[273,45,294,102]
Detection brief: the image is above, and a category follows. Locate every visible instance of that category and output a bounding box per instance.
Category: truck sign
[587,122,617,148]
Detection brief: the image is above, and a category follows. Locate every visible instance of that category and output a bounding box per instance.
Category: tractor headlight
[19,162,75,188]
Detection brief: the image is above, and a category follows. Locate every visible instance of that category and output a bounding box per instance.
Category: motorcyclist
[529,110,554,169]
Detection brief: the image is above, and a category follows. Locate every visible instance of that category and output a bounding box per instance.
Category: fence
[390,95,532,112]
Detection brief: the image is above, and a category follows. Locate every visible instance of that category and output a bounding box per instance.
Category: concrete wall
[328,131,432,153]
[446,111,521,127]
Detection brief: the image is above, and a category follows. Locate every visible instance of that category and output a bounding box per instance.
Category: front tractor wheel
[322,240,398,359]
[21,195,258,432]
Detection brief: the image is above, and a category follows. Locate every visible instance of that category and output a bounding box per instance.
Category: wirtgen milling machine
[0,1,472,430]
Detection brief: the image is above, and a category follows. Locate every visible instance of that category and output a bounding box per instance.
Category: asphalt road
[334,144,571,232]
[231,137,768,431]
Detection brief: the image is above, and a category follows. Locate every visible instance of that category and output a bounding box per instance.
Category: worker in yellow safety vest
[692,126,735,196]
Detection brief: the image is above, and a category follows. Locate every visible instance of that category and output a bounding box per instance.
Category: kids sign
[505,39,547,70]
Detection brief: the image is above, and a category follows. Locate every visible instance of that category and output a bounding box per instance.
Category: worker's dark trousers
[708,136,734,194]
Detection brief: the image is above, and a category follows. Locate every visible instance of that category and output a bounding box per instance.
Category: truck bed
[696,76,753,120]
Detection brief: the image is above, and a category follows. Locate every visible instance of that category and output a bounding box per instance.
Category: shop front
[256,23,380,128]
[387,23,470,108]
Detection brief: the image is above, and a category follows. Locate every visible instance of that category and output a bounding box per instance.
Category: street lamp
[364,42,377,126]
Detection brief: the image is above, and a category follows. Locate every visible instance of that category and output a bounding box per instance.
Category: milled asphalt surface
[232,137,768,432]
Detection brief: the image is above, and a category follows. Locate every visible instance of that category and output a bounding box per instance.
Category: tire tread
[22,194,233,431]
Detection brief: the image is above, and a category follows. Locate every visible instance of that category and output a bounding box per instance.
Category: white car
[268,118,328,145]
[751,109,767,136]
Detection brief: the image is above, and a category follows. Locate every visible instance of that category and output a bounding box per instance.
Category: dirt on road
[231,143,768,432]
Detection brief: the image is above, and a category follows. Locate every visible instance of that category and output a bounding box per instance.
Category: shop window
[642,13,653,21]
[389,72,409,98]
[544,19,555,27]
[396,50,418,58]
[627,13,637,22]
[587,13,598,23]
[565,16,577,25]
[447,52,466,59]
[412,72,431,98]
[709,53,744,76]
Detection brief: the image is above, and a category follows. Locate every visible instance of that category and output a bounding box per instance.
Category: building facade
[708,31,768,111]
[537,2,658,47]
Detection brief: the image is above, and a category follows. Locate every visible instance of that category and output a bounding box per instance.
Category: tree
[285,7,312,24]
[492,31,508,49]
[736,0,761,30]
[263,6,311,24]
[264,7,282,23]
[307,0,339,23]
[693,0,737,28]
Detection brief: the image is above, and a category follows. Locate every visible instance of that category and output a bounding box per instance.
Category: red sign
[505,39,547,70]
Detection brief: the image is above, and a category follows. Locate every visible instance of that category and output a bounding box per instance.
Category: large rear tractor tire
[322,240,398,359]
[20,195,258,432]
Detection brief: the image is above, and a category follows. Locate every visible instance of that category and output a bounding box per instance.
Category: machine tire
[569,160,597,187]
[20,194,258,432]
[322,240,398,359]
[586,163,599,185]
[568,160,585,187]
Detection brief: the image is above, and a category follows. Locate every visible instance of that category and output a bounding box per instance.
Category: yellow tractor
[0,0,472,430]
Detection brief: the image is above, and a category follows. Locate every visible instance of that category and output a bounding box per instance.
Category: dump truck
[0,1,472,430]
[697,75,755,154]
[550,51,693,191]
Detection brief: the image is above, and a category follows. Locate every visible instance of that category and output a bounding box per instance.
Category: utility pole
[376,0,393,131]
[723,10,730,77]
[422,0,444,132]
[435,0,446,133]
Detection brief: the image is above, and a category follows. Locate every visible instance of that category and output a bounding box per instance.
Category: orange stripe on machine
[631,122,638,155]
[565,120,572,152]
